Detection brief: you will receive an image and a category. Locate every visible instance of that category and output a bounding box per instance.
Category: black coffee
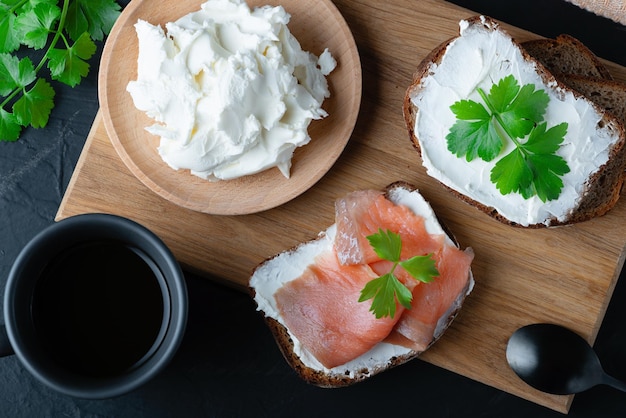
[31,241,166,378]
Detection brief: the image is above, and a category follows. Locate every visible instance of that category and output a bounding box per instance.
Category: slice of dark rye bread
[403,16,626,228]
[248,182,473,387]
[521,34,613,80]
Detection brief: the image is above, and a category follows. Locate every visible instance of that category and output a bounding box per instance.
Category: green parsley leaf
[0,107,21,141]
[0,8,21,53]
[447,111,502,162]
[66,0,121,41]
[447,75,569,201]
[359,273,412,319]
[491,122,570,202]
[14,2,61,50]
[13,0,59,13]
[525,121,569,154]
[13,77,55,128]
[359,229,439,319]
[399,255,439,283]
[484,74,520,113]
[0,0,121,142]
[497,81,549,138]
[366,228,401,262]
[47,31,96,86]
[489,148,531,197]
[0,53,36,95]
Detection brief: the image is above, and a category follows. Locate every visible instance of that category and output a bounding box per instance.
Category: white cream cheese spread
[409,17,620,226]
[127,0,336,181]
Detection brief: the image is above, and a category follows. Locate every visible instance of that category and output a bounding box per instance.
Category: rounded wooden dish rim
[98,0,362,215]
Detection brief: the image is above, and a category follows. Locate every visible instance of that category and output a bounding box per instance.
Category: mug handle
[0,324,14,357]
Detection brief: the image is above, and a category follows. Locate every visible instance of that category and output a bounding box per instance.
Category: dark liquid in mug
[31,241,166,378]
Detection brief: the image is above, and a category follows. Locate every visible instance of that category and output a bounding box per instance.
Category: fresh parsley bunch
[446,75,570,202]
[0,0,121,142]
[359,228,439,319]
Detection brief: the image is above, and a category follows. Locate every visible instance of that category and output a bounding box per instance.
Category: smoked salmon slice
[334,190,444,265]
[274,251,403,369]
[386,244,474,351]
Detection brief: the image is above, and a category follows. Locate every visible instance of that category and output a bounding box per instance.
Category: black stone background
[0,0,625,416]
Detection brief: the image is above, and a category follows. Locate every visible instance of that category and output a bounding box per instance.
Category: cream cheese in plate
[127,0,336,181]
[408,17,620,226]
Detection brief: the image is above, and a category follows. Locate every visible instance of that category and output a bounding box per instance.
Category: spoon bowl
[506,323,626,395]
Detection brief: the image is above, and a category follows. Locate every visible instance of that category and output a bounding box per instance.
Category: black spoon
[506,323,626,395]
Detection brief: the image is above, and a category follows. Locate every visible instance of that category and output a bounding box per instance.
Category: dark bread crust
[249,182,473,387]
[403,16,626,228]
[258,315,417,388]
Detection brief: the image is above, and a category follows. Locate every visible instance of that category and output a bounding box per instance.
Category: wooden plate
[99,0,361,215]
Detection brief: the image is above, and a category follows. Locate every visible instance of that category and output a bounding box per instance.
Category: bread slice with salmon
[249,182,474,387]
[403,16,626,228]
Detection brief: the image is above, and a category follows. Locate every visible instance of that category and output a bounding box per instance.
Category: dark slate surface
[1,0,625,416]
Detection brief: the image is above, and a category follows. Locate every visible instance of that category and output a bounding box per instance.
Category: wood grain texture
[99,0,361,215]
[57,0,626,413]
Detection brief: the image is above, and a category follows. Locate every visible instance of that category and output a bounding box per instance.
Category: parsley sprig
[446,75,570,202]
[359,229,439,319]
[0,0,121,142]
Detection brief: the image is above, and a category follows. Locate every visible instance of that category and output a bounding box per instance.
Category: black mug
[0,214,188,399]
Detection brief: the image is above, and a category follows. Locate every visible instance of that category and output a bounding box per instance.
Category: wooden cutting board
[56,0,626,413]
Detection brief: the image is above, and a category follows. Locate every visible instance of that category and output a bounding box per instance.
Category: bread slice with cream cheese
[249,182,474,387]
[403,16,626,227]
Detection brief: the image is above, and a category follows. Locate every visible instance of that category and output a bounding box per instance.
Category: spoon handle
[602,373,626,393]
